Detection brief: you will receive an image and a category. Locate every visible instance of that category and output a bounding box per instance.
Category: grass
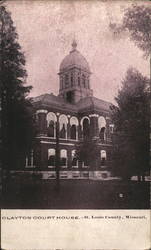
[1,179,150,209]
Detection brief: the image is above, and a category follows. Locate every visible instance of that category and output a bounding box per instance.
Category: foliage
[0,6,36,170]
[111,68,150,180]
[109,4,151,58]
[75,139,100,167]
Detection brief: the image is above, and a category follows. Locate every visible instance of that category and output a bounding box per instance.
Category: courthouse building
[28,40,114,179]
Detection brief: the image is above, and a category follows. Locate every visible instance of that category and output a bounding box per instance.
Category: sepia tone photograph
[0,0,150,209]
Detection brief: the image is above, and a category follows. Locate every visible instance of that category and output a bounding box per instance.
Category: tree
[0,6,35,191]
[111,68,150,181]
[109,4,151,58]
[76,139,100,170]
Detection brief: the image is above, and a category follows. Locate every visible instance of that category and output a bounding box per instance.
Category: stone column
[105,116,110,143]
[78,122,83,140]
[36,109,48,136]
[89,114,99,139]
[67,115,71,139]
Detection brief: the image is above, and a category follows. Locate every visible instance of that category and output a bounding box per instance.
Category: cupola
[58,40,93,104]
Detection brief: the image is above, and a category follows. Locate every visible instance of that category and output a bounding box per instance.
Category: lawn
[0,179,150,209]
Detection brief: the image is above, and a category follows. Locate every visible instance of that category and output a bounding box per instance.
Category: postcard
[0,0,150,249]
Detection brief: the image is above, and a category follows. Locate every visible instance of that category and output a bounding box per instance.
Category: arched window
[70,125,76,139]
[25,150,34,168]
[60,124,66,138]
[109,124,114,133]
[72,150,78,167]
[98,116,106,140]
[60,149,67,167]
[48,149,55,167]
[70,116,78,140]
[100,127,106,140]
[81,117,90,139]
[100,150,106,166]
[48,120,55,137]
[59,115,68,139]
[46,112,57,138]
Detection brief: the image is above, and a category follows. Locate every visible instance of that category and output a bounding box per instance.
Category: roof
[32,93,77,112]
[77,96,112,112]
[59,41,90,73]
[33,94,112,113]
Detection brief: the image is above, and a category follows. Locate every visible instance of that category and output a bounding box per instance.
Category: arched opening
[83,118,90,139]
[72,150,78,167]
[70,116,78,140]
[60,149,67,167]
[99,127,106,140]
[100,150,106,166]
[48,120,55,137]
[70,125,76,140]
[25,150,34,168]
[109,124,114,133]
[59,115,68,139]
[98,116,106,141]
[46,112,57,138]
[60,124,66,138]
[48,149,55,167]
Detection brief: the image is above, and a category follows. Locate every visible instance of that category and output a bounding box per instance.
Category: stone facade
[26,41,114,179]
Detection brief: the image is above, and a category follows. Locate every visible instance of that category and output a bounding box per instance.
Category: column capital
[106,116,110,120]
[36,109,48,114]
[89,114,99,118]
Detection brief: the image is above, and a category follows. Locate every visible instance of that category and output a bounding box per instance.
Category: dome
[60,40,90,73]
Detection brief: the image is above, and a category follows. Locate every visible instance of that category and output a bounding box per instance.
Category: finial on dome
[71,39,77,51]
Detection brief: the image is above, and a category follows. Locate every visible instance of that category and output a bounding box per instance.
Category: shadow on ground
[0,179,150,209]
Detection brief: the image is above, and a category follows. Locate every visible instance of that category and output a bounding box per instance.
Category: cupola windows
[65,74,69,86]
[78,76,80,85]
[60,71,89,91]
[71,73,73,86]
[82,74,86,88]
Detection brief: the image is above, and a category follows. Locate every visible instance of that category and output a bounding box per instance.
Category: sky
[6,0,150,103]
